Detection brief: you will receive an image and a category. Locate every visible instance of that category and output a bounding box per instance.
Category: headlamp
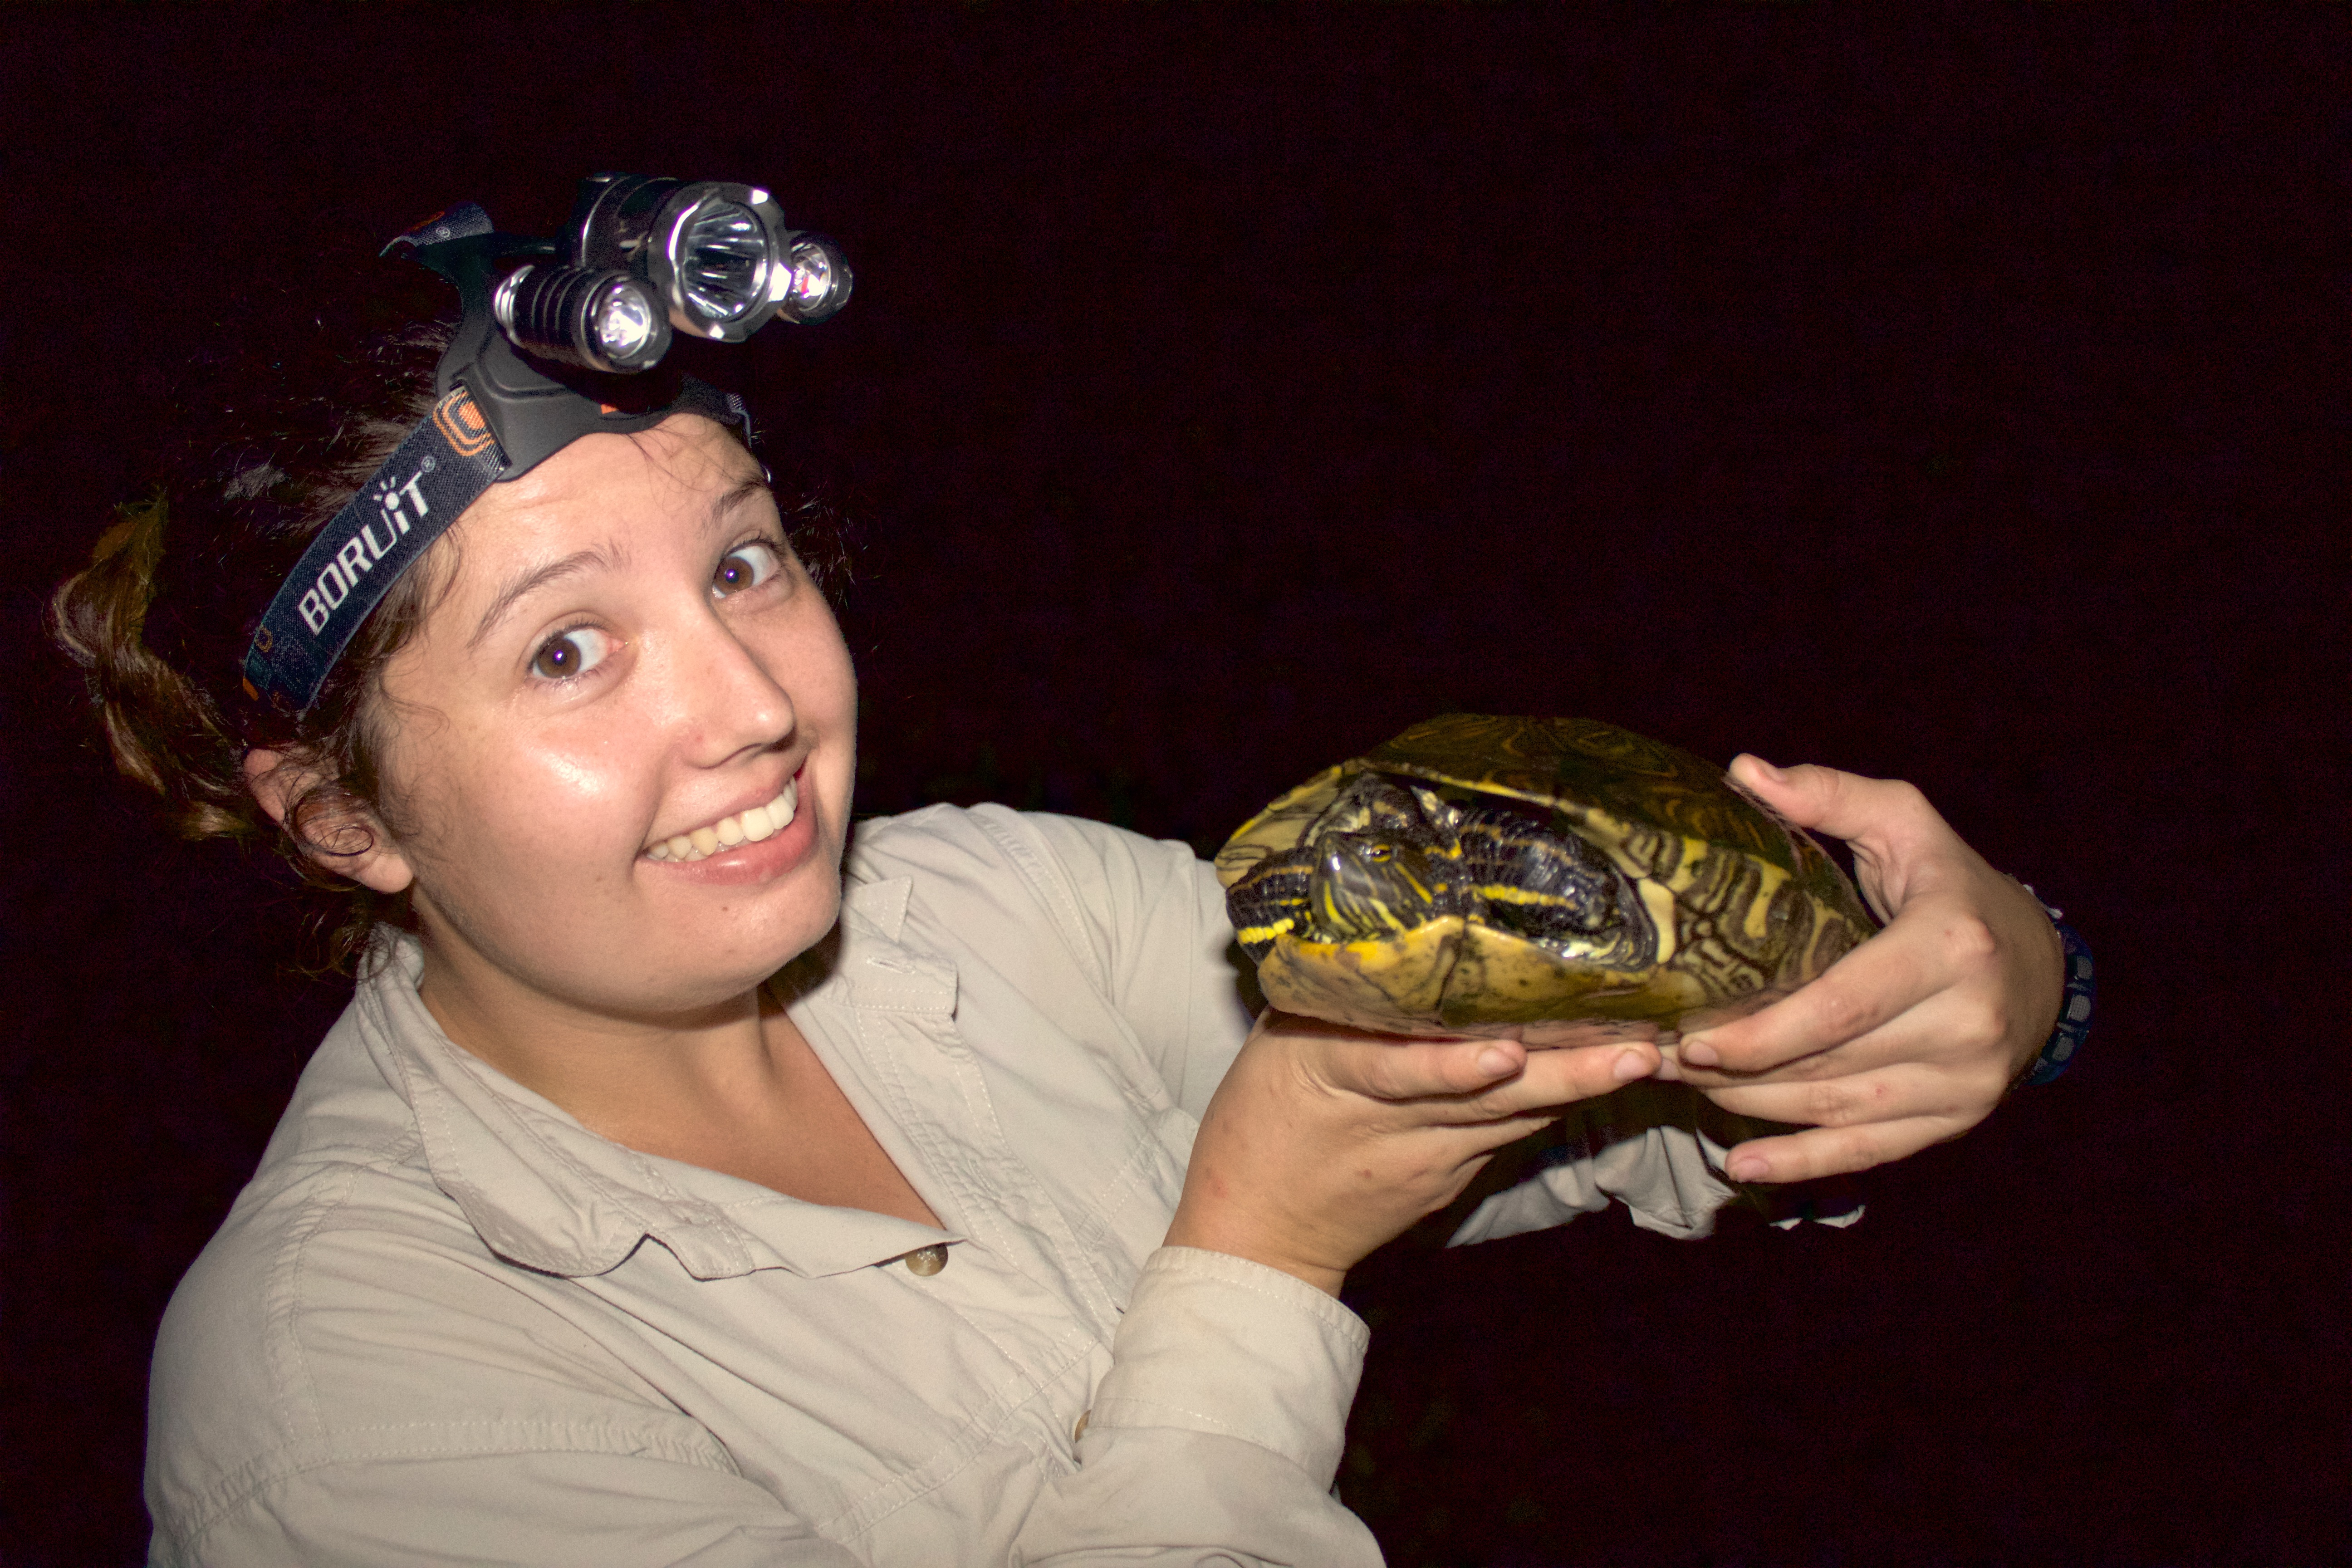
[568,174,853,341]
[492,264,671,373]
[238,173,850,714]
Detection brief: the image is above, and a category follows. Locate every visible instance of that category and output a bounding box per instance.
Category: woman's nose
[663,607,796,764]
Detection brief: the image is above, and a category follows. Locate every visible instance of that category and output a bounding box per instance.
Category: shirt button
[1072,1410,1090,1443]
[902,1244,949,1276]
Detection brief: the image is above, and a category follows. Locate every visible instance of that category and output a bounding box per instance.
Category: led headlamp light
[239,174,851,713]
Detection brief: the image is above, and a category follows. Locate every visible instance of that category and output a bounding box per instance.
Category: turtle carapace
[1215,715,1877,1035]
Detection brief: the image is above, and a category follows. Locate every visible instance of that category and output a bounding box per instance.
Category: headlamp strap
[240,387,507,712]
[239,375,749,714]
[237,189,763,715]
[391,201,495,252]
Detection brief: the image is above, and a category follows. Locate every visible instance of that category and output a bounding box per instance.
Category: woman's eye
[713,541,784,598]
[529,626,612,681]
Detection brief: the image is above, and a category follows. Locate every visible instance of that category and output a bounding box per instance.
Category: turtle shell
[1215,714,1877,1036]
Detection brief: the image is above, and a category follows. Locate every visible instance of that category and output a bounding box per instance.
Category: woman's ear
[243,748,416,895]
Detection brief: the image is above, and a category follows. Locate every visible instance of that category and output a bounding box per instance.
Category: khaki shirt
[147,806,1746,1565]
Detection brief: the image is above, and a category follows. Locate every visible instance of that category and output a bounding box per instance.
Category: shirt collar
[354,877,954,1282]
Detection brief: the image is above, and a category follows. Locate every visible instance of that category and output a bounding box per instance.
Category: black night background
[0,7,2339,1564]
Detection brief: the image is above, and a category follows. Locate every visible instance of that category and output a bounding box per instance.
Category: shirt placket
[835,938,1129,1349]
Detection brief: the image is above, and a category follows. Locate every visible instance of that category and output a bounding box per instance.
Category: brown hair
[50,244,848,972]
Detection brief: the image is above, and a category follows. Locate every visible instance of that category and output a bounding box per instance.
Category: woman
[56,245,2069,1565]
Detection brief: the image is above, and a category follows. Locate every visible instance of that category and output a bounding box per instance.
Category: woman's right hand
[1164,1010,1660,1295]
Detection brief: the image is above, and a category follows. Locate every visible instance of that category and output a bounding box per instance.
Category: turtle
[1215,714,1877,1042]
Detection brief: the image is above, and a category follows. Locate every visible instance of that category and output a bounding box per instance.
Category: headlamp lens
[676,200,769,327]
[493,264,673,373]
[773,237,853,323]
[591,282,661,362]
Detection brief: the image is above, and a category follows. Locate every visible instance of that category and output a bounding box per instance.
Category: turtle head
[1223,774,1462,961]
[1309,833,1452,941]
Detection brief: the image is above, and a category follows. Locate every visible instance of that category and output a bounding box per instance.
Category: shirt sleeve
[927,814,1382,1561]
[162,1453,863,1568]
[1010,1248,1384,1567]
[1010,810,1259,1121]
[160,1252,1378,1568]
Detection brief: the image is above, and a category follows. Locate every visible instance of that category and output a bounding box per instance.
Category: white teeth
[645,777,802,862]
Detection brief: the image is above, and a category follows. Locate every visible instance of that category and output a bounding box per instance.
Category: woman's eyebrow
[467,546,622,652]
[466,475,766,651]
[707,475,773,531]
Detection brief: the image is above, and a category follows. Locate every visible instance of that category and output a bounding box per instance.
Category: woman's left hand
[1656,755,2066,1184]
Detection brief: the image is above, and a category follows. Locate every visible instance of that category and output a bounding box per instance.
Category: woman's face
[363,413,856,1019]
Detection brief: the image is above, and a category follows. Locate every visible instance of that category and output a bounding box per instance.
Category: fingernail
[1728,1155,1768,1181]
[1681,1037,1720,1067]
[1751,758,1788,783]
[1612,1049,1651,1082]
[1477,1046,1517,1078]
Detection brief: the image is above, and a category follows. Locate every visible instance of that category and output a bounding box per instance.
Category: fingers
[1675,923,1942,1076]
[1175,1012,1622,1289]
[1729,755,1983,918]
[1289,1027,1528,1100]
[1729,755,1950,858]
[1681,1000,2018,1123]
[1293,1021,1659,1116]
[1717,1111,1966,1184]
[1698,1054,1990,1133]
[1509,1038,1661,1107]
[1677,902,2053,1094]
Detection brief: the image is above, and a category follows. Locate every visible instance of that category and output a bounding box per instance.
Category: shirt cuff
[1088,1246,1371,1483]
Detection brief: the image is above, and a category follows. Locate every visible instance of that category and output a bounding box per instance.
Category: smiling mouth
[645,777,800,862]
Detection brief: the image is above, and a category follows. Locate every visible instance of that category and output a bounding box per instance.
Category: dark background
[0,6,2340,1565]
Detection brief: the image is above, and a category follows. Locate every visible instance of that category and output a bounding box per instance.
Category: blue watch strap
[2022,906,2094,1087]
